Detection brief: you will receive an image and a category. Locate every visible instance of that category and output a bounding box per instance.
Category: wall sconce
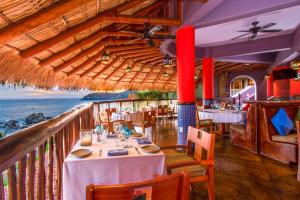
[264,75,270,80]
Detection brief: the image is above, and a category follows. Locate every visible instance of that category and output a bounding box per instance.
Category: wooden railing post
[27,151,35,200]
[48,137,54,200]
[8,165,17,200]
[17,156,27,200]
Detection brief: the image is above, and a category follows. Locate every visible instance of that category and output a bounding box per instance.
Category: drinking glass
[79,129,93,146]
[122,126,132,148]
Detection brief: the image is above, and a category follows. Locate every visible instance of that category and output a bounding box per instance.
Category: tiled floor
[155,119,300,200]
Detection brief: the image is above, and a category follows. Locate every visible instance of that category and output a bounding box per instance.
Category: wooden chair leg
[208,168,215,200]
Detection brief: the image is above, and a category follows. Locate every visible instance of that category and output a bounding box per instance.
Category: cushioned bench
[257,102,300,164]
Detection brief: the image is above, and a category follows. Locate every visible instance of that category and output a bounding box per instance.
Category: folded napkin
[136,138,152,145]
[106,134,118,138]
[107,149,128,156]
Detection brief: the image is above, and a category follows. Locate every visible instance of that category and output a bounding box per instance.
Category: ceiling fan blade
[150,35,176,39]
[148,25,163,36]
[262,23,276,29]
[119,31,143,37]
[231,33,251,40]
[260,29,282,32]
[238,30,251,32]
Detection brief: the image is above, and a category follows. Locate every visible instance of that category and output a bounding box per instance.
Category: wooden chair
[195,108,213,134]
[133,110,156,142]
[156,105,169,120]
[98,108,117,132]
[86,172,190,200]
[296,120,300,182]
[160,126,216,200]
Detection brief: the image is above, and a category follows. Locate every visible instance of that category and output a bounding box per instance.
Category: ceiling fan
[124,23,176,47]
[231,21,282,40]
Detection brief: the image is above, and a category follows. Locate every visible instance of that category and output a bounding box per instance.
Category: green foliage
[0,131,5,139]
[135,91,176,100]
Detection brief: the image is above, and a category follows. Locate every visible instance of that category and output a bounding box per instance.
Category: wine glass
[122,126,133,148]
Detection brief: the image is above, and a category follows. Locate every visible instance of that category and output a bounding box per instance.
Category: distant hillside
[81,91,135,101]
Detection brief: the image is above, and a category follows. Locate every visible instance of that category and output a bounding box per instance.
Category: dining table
[198,109,246,136]
[62,134,165,200]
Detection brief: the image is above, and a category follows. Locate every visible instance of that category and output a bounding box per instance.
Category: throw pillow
[271,108,294,136]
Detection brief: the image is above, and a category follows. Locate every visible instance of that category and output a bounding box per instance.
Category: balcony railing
[0,99,176,200]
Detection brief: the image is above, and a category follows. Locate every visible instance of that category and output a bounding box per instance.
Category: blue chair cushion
[271,108,294,136]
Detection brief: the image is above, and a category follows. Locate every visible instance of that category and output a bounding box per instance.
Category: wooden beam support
[53,39,147,72]
[0,0,93,43]
[19,11,180,58]
[17,0,150,57]
[72,45,155,77]
[133,54,162,62]
[141,56,164,64]
[37,31,142,65]
[153,67,165,83]
[92,57,122,80]
[140,64,161,83]
[105,60,132,80]
[69,44,154,77]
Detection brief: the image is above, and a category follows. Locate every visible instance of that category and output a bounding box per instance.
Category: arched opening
[230,75,257,104]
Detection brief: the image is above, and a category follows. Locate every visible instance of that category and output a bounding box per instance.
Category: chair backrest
[100,108,116,122]
[187,126,215,162]
[143,110,156,124]
[86,172,190,200]
[157,105,168,115]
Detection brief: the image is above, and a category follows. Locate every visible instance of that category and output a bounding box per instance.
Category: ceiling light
[125,66,131,73]
[163,54,173,67]
[163,71,169,77]
[101,52,110,64]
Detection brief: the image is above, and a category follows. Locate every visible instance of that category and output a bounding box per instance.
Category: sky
[0,86,91,99]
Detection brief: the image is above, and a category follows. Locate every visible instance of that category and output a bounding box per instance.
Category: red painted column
[176,26,195,103]
[202,57,214,107]
[266,73,273,98]
[176,26,196,145]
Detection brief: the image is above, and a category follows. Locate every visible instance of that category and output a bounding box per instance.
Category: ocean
[0,98,89,135]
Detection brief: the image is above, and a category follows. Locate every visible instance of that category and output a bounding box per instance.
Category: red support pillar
[202,57,214,107]
[176,25,196,145]
[267,73,273,98]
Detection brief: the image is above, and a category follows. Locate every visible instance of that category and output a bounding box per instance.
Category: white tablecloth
[111,112,142,122]
[198,109,246,124]
[63,136,165,200]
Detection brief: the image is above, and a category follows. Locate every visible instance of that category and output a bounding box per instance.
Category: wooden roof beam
[17,0,152,57]
[53,40,147,72]
[20,13,180,58]
[117,0,169,31]
[105,60,136,81]
[72,45,154,77]
[123,51,160,59]
[92,57,123,80]
[132,54,162,62]
[140,64,162,83]
[0,0,93,43]
[37,31,142,65]
[105,59,129,80]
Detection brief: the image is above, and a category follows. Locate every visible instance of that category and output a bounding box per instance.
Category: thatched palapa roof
[0,0,268,91]
[0,0,181,91]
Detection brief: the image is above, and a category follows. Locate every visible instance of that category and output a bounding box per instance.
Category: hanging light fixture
[101,52,110,64]
[125,66,131,73]
[264,75,270,80]
[163,54,173,67]
[163,71,169,77]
